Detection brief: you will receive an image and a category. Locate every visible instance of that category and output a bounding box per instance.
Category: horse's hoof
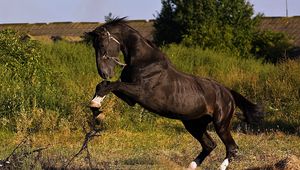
[220,158,229,170]
[89,95,106,109]
[188,161,197,169]
[89,100,101,109]
[96,114,105,121]
[94,113,105,125]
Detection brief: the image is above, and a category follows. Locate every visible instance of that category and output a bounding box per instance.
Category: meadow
[0,32,299,169]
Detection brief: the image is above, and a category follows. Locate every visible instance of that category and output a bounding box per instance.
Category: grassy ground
[1,124,299,169]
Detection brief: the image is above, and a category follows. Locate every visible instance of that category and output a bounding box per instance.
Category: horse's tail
[230,90,264,124]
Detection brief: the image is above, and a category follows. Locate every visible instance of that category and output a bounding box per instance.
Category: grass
[0,35,300,169]
[0,128,299,169]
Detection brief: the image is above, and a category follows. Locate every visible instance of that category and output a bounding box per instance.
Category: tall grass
[0,34,99,133]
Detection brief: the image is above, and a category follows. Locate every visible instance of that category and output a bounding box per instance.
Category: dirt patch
[247,155,300,170]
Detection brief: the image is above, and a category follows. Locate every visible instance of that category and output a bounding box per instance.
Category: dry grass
[1,123,299,169]
[247,155,300,170]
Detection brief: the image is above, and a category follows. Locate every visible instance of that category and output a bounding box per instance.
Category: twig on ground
[3,138,27,164]
[0,137,48,168]
[20,146,48,158]
[64,124,102,169]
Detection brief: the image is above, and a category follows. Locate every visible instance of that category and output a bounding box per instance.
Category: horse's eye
[100,34,106,39]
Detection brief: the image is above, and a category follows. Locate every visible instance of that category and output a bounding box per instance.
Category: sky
[0,0,300,24]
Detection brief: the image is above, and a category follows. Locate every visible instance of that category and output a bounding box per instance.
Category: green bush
[251,30,293,63]
[0,31,98,132]
[0,30,42,117]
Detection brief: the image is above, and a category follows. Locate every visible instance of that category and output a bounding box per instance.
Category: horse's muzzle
[99,71,109,80]
[97,61,115,80]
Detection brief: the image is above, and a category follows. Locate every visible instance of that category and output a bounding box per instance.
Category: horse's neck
[122,36,165,67]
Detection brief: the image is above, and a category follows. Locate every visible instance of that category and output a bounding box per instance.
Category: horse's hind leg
[214,109,238,170]
[182,116,216,169]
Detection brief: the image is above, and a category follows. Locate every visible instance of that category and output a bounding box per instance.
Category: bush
[0,30,95,132]
[0,30,42,117]
[251,30,294,63]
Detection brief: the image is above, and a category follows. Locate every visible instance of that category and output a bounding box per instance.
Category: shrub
[0,30,42,117]
[251,30,294,63]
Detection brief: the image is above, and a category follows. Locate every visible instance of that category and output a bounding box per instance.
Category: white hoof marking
[188,161,197,169]
[90,95,106,108]
[220,158,229,170]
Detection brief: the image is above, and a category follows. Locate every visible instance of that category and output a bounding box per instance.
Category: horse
[87,17,264,170]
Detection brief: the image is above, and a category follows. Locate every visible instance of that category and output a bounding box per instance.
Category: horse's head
[89,17,156,79]
[88,27,124,80]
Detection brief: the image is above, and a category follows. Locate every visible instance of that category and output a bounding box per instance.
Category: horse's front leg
[89,80,141,110]
[112,91,137,106]
[89,81,119,110]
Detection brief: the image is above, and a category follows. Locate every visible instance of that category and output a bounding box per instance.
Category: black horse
[88,17,263,170]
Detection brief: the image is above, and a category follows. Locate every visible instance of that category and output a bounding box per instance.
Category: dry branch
[64,123,103,169]
[0,137,48,168]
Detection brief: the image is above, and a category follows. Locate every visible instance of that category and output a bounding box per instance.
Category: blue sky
[0,0,300,24]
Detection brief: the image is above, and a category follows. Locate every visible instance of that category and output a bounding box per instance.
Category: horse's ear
[85,31,97,38]
[82,32,96,44]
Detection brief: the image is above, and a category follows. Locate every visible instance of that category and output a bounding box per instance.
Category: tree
[154,0,261,56]
[216,0,261,55]
[104,12,115,22]
[153,0,182,45]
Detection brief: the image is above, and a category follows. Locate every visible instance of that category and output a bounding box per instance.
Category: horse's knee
[226,145,239,159]
[201,133,217,152]
[209,140,217,151]
[203,140,217,153]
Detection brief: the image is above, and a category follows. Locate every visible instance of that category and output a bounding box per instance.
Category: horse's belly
[139,93,208,120]
[138,75,216,120]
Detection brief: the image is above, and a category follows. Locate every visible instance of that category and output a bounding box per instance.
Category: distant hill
[1,17,300,48]
[0,20,154,41]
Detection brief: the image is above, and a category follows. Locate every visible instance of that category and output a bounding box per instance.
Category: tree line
[153,0,295,63]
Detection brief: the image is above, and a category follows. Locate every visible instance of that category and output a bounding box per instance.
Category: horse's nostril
[99,72,107,79]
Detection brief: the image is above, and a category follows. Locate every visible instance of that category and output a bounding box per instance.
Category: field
[0,34,300,169]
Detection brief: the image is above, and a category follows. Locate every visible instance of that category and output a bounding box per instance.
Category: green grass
[1,37,300,169]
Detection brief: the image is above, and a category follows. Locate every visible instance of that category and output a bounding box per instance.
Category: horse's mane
[93,17,127,33]
[103,17,128,27]
[95,17,158,49]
